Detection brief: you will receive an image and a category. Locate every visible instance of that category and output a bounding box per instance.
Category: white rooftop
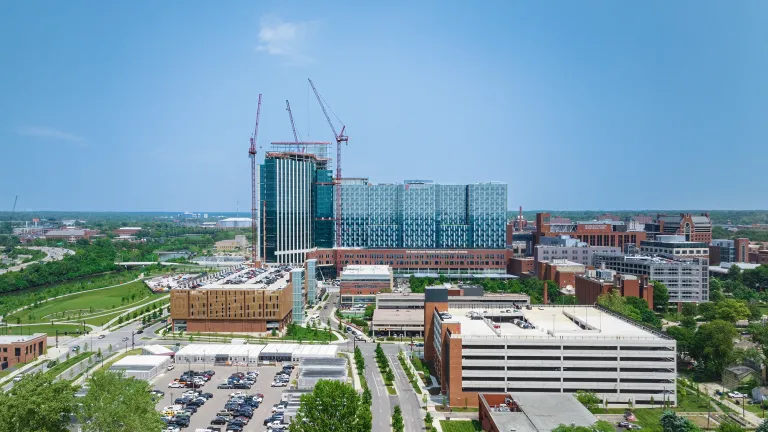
[111,355,169,368]
[342,265,391,277]
[199,267,293,290]
[442,305,662,340]
[0,334,45,344]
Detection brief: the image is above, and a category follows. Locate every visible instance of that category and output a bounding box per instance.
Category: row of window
[463,355,674,362]
[462,388,668,394]
[461,345,673,351]
[462,366,674,373]
[461,376,673,383]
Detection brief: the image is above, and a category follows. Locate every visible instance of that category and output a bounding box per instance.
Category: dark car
[136,329,143,334]
[184,404,198,413]
[243,399,259,408]
[204,370,215,376]
[174,397,191,404]
[186,400,203,408]
[224,403,241,412]
[217,383,234,389]
[201,392,214,399]
[233,382,251,389]
[228,419,247,428]
[226,425,243,432]
[234,416,250,424]
[210,416,228,425]
[234,410,253,418]
[169,417,190,427]
[264,414,284,426]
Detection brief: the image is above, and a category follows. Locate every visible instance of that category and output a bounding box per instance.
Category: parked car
[167,364,175,371]
[217,383,234,389]
[210,416,228,425]
[271,381,287,388]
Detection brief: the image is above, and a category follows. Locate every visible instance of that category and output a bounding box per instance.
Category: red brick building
[536,259,586,289]
[113,227,142,236]
[0,334,47,370]
[751,250,768,265]
[339,265,393,295]
[507,257,534,276]
[575,271,654,309]
[306,248,509,275]
[535,213,646,250]
[646,213,713,243]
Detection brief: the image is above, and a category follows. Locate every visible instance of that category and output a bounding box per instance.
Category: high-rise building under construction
[260,152,334,264]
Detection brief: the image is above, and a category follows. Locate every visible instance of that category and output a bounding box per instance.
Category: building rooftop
[341,265,392,278]
[110,355,169,369]
[441,305,664,340]
[483,393,598,432]
[0,334,45,344]
[218,217,252,222]
[372,309,423,325]
[188,267,295,291]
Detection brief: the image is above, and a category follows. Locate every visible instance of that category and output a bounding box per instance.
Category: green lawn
[440,420,482,432]
[83,310,124,327]
[8,281,160,324]
[1,323,84,336]
[283,325,337,343]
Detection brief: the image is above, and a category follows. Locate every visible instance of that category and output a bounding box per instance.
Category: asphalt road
[358,342,394,432]
[0,246,73,275]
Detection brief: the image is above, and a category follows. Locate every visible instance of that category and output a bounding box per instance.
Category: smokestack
[519,206,523,232]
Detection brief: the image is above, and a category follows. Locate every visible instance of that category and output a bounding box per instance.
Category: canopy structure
[174,343,337,364]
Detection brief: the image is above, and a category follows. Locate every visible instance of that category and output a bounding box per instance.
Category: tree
[0,371,78,432]
[79,370,165,432]
[593,421,616,432]
[424,412,434,431]
[681,303,698,318]
[681,316,697,330]
[652,281,670,311]
[690,320,738,379]
[715,299,750,323]
[289,380,369,432]
[660,411,699,432]
[698,302,717,322]
[392,405,404,432]
[756,418,768,432]
[666,326,695,357]
[575,390,600,411]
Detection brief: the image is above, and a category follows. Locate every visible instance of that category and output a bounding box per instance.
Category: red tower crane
[249,94,263,267]
[308,78,348,276]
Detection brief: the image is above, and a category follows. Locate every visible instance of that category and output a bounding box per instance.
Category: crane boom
[285,100,302,152]
[308,79,349,275]
[9,195,18,222]
[250,94,263,266]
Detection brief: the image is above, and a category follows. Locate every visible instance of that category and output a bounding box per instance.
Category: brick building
[339,265,394,308]
[535,259,586,289]
[645,214,712,243]
[534,213,646,250]
[507,257,534,277]
[0,334,47,370]
[575,269,654,309]
[709,238,750,265]
[751,250,768,265]
[306,248,509,276]
[424,285,677,408]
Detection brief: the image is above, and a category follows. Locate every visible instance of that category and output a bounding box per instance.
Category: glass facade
[261,154,331,264]
[337,181,507,249]
[291,268,305,323]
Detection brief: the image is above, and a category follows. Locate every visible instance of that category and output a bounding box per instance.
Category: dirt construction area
[152,364,293,431]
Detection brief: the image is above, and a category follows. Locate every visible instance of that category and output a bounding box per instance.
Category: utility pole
[131,330,135,351]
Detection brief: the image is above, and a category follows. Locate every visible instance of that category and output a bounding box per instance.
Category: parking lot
[153,364,293,431]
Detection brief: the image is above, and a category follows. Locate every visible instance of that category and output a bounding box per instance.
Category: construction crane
[308,79,348,276]
[249,94,263,267]
[9,195,18,222]
[285,100,302,152]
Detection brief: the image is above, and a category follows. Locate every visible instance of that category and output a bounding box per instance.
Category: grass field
[440,420,482,432]
[45,351,93,378]
[8,281,160,324]
[1,323,84,336]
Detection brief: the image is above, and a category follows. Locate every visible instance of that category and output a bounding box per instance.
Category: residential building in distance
[113,227,142,236]
[338,180,507,249]
[216,217,252,229]
[215,235,248,251]
[751,250,768,265]
[260,152,334,264]
[575,269,654,308]
[424,285,677,408]
[169,266,315,333]
[534,213,646,250]
[639,235,710,258]
[709,238,750,265]
[645,213,712,242]
[534,235,621,267]
[593,252,708,303]
[0,334,47,370]
[339,265,394,308]
[43,229,99,243]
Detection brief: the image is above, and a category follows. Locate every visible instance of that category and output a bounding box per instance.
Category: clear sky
[1,1,766,212]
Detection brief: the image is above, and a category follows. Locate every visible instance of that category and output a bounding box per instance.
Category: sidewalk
[698,382,761,427]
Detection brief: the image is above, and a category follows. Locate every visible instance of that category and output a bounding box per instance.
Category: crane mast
[308,79,348,276]
[249,94,263,267]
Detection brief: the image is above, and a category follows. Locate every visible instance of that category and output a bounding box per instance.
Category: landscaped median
[374,342,397,395]
[398,350,422,394]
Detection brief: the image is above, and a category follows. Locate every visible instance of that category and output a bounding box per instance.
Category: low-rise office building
[645,214,712,243]
[535,235,620,267]
[109,355,171,381]
[534,213,646,250]
[709,238,750,265]
[425,285,677,408]
[0,334,47,370]
[535,259,586,289]
[339,265,393,308]
[372,289,530,337]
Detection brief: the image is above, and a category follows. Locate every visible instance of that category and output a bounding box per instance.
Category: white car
[268,421,286,430]
[229,391,247,398]
[167,364,175,371]
[271,381,288,387]
[728,392,746,398]
[168,382,184,388]
[12,375,23,383]
[164,427,180,432]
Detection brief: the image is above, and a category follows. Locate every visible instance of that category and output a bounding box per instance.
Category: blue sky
[1,1,766,212]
